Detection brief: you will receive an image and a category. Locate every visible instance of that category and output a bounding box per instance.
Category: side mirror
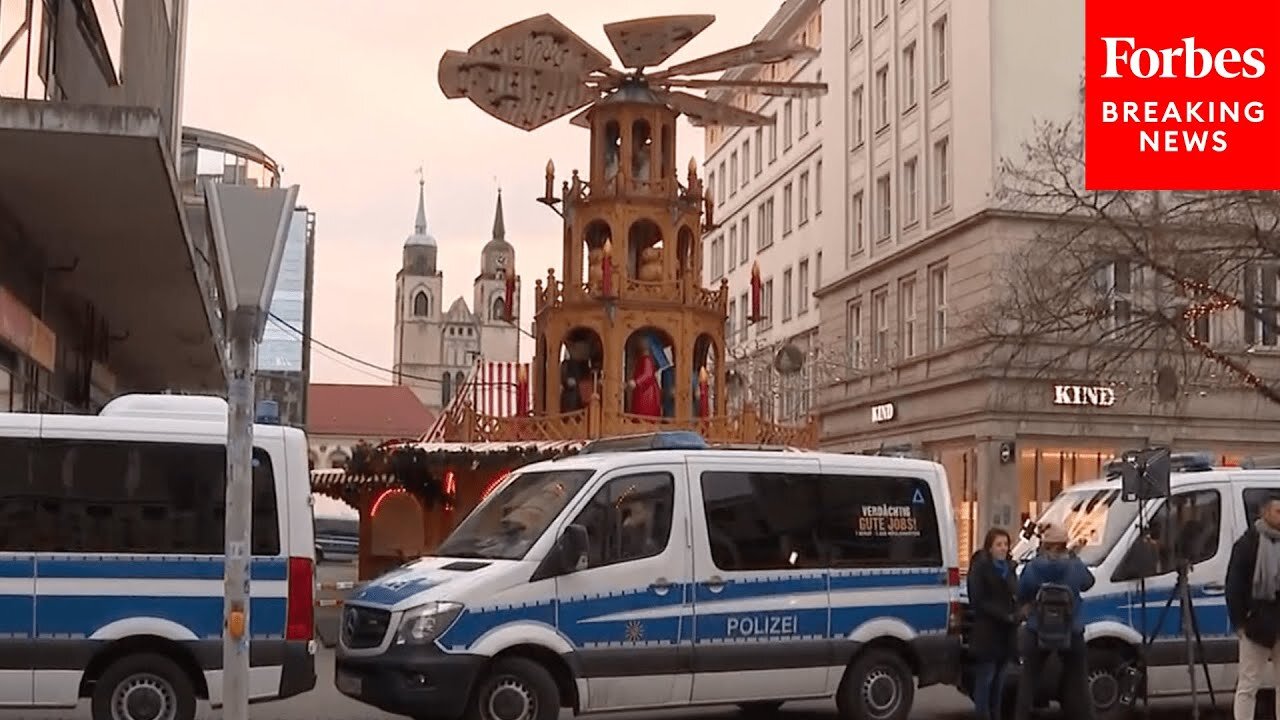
[556,524,589,574]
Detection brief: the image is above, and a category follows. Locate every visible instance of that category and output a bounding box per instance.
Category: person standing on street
[1226,494,1280,720]
[968,528,1020,720]
[1013,524,1096,720]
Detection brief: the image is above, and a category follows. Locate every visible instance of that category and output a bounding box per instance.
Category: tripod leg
[1182,587,1217,710]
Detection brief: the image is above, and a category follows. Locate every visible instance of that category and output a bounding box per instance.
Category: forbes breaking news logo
[1084,0,1280,191]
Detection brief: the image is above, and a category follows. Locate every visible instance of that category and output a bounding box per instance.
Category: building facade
[814,0,1280,562]
[178,126,316,428]
[393,183,520,409]
[701,0,826,423]
[1,0,224,412]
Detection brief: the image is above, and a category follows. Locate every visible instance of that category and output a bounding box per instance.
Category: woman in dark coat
[968,528,1020,720]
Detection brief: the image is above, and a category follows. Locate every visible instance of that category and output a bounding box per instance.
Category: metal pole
[223,329,256,720]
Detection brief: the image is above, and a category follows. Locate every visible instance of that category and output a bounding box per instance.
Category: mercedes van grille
[341,605,391,649]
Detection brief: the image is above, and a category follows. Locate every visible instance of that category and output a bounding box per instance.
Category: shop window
[1114,490,1220,581]
[570,471,674,569]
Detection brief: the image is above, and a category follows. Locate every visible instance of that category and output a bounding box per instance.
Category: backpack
[1033,583,1075,651]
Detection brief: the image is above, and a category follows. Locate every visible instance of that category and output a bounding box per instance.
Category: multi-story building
[178,126,316,428]
[815,0,1280,561]
[0,0,224,412]
[701,0,826,423]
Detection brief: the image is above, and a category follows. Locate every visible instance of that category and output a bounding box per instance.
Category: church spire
[414,176,428,235]
[491,188,505,241]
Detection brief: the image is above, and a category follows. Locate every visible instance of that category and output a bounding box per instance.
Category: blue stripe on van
[35,596,287,639]
[0,557,33,577]
[37,557,288,581]
[0,595,33,637]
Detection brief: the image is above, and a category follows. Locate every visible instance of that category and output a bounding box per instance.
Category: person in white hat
[1012,523,1097,720]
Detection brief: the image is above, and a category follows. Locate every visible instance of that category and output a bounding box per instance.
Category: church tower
[474,190,520,362]
[393,178,444,406]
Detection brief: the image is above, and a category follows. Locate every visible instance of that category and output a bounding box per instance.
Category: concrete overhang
[0,100,223,391]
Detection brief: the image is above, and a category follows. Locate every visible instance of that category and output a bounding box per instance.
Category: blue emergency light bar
[579,431,709,455]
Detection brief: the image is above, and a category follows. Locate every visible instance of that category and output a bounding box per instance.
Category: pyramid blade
[657,90,772,127]
[438,50,604,131]
[466,14,613,75]
[569,106,593,128]
[650,41,819,80]
[662,78,828,98]
[603,15,715,69]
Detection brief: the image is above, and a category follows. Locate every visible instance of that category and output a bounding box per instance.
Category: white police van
[996,452,1279,718]
[0,394,317,720]
[335,432,964,720]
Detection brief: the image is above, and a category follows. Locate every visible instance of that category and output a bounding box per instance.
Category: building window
[902,157,919,227]
[847,302,864,369]
[708,170,716,202]
[769,114,778,161]
[875,66,890,131]
[816,251,822,290]
[782,268,794,321]
[1243,264,1279,347]
[798,171,810,226]
[717,161,726,204]
[902,42,917,111]
[739,291,749,340]
[756,197,776,250]
[739,217,750,265]
[851,190,865,255]
[754,127,764,174]
[741,140,751,188]
[899,276,917,358]
[815,159,823,215]
[783,182,794,235]
[929,262,948,349]
[871,288,889,362]
[1093,260,1134,331]
[876,174,892,241]
[729,151,739,195]
[851,86,865,146]
[933,136,951,210]
[783,100,794,149]
[799,96,809,137]
[727,299,737,339]
[710,236,725,280]
[728,226,738,269]
[932,15,950,89]
[413,291,431,316]
[875,0,888,24]
[763,278,775,328]
[798,258,810,315]
[850,0,863,44]
[815,71,823,125]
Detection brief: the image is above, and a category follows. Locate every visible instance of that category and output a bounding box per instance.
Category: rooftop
[307,383,437,438]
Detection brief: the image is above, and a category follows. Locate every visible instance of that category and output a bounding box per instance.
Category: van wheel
[1087,647,1131,720]
[90,652,195,720]
[738,701,784,716]
[837,649,914,720]
[469,657,560,720]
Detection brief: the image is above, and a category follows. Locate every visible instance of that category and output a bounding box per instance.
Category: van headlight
[395,602,463,645]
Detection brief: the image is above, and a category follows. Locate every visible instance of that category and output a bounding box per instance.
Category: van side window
[569,471,674,568]
[700,471,823,571]
[1243,488,1280,524]
[0,437,34,552]
[1114,489,1220,581]
[818,475,944,568]
[29,440,280,555]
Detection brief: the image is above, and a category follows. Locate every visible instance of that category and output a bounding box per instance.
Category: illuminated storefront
[821,376,1280,568]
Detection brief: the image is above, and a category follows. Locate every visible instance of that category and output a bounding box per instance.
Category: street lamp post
[205,180,300,720]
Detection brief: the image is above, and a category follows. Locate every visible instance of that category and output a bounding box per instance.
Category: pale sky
[182,1,782,385]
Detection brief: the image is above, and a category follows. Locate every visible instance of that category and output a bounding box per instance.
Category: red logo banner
[1084,0,1280,190]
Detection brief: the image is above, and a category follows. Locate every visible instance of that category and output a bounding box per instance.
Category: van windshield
[1012,487,1138,567]
[435,469,596,561]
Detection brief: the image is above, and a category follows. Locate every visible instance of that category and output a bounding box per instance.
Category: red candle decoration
[750,261,762,320]
[503,268,516,322]
[601,238,614,297]
[516,364,529,415]
[698,366,710,418]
